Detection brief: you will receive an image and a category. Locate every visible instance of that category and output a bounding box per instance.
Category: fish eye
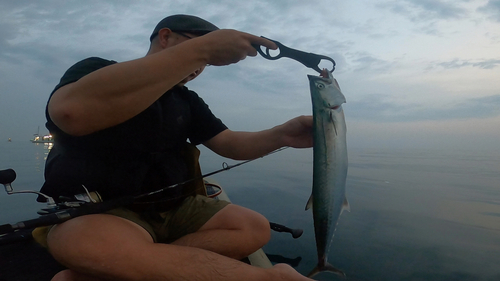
[316,83,325,89]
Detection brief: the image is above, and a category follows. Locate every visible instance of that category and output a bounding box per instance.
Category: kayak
[0,179,272,281]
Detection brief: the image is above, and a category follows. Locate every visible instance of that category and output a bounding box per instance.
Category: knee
[201,204,271,252]
[243,209,272,248]
[256,213,272,244]
[51,270,73,281]
[46,214,153,276]
[51,269,104,281]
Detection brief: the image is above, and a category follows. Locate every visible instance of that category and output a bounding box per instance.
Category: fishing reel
[0,168,97,215]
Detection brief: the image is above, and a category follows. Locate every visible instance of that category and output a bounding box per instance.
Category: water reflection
[33,142,53,157]
[32,142,52,174]
[267,254,302,267]
[199,147,500,280]
[1,143,499,280]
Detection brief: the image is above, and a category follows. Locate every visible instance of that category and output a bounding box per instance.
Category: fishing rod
[0,147,302,239]
[138,147,288,199]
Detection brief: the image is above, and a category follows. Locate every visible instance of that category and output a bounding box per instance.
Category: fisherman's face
[166,31,206,86]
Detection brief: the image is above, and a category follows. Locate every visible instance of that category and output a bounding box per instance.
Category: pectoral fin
[305,194,313,210]
[330,111,338,136]
[342,197,350,212]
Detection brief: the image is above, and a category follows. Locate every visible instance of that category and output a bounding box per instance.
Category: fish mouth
[329,105,341,110]
[320,69,330,79]
[308,69,333,83]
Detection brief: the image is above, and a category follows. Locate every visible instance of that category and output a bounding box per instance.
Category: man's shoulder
[172,86,203,104]
[60,57,117,84]
[68,57,117,71]
[52,57,118,96]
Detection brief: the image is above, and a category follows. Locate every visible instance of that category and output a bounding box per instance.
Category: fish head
[308,72,346,110]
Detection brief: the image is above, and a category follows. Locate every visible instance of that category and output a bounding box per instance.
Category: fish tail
[307,262,346,278]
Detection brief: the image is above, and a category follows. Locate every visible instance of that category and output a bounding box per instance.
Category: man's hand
[277,115,313,149]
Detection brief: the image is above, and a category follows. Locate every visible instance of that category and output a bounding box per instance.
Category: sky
[0,0,499,151]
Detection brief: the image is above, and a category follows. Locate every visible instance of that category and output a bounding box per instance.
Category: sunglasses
[174,32,195,39]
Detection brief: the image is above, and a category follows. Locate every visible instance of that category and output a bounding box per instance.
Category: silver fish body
[306,71,349,278]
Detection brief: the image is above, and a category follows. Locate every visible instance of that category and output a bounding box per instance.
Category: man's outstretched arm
[204,115,313,160]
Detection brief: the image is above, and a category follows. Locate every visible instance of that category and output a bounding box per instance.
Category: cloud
[432,59,500,70]
[374,0,473,36]
[1,0,499,152]
[346,53,396,73]
[477,0,500,22]
[0,2,136,58]
[378,0,469,22]
[348,94,500,122]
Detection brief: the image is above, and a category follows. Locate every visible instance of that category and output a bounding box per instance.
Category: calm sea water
[1,141,499,281]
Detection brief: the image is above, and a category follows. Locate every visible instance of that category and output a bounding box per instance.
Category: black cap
[150,14,219,42]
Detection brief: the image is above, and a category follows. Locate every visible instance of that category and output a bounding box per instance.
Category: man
[40,14,314,280]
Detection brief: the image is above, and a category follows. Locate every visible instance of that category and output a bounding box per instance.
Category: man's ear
[157,28,173,48]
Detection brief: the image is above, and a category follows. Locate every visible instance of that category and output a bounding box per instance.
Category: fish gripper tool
[254,37,336,73]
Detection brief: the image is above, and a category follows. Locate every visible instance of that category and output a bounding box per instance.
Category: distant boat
[30,127,53,144]
[30,134,53,143]
[8,138,11,142]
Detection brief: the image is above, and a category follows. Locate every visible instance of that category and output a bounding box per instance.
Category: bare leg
[52,264,309,281]
[47,213,312,281]
[51,269,105,281]
[171,204,271,259]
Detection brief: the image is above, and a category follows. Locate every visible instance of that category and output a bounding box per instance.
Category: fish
[306,70,350,278]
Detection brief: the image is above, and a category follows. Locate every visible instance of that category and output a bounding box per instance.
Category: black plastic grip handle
[270,222,303,239]
[0,169,16,185]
